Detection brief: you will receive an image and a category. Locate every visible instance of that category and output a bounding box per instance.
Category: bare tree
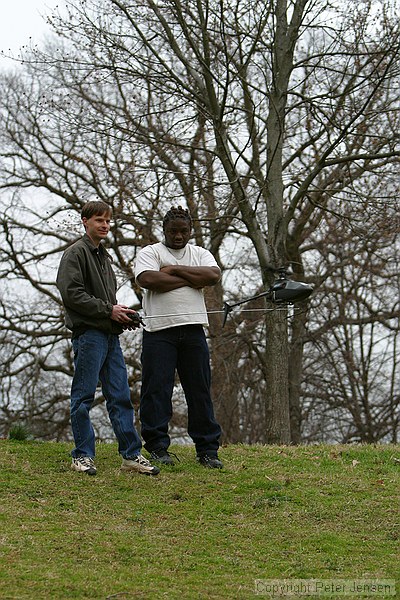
[301,193,400,442]
[1,0,399,443]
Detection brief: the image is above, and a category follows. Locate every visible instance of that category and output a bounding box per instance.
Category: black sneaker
[150,449,178,466]
[197,454,223,469]
[71,456,97,476]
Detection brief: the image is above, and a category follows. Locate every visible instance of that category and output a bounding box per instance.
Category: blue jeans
[140,325,221,456]
[70,329,142,459]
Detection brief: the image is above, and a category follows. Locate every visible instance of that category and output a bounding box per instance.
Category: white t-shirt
[134,242,219,332]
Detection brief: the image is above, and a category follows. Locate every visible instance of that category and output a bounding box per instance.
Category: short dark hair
[162,205,192,230]
[81,201,112,220]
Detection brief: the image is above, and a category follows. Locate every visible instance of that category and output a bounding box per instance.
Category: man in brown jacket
[57,200,159,476]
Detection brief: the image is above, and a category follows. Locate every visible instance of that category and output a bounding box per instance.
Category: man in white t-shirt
[134,206,223,468]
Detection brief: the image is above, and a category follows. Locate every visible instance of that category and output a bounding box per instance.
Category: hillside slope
[1,441,399,599]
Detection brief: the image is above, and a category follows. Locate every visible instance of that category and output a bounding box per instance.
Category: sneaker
[150,449,178,466]
[121,454,160,476]
[197,454,224,469]
[71,456,97,476]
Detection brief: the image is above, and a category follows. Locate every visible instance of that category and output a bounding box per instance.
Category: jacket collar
[82,234,112,260]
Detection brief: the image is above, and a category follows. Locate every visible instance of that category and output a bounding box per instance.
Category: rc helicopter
[222,267,313,327]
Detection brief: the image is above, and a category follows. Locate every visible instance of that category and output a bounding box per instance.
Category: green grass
[0,442,399,599]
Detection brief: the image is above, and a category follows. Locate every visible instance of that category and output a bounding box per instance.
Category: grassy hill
[1,441,399,599]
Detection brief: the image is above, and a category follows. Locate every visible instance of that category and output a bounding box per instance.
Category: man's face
[164,218,191,249]
[82,211,111,245]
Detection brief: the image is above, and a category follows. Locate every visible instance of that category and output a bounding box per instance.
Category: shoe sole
[71,465,97,475]
[151,458,176,466]
[197,459,223,469]
[120,465,160,476]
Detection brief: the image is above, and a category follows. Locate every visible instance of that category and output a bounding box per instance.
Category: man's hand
[111,305,142,328]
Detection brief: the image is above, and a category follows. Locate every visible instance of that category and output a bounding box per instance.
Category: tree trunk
[288,306,308,444]
[264,309,291,443]
[205,284,242,443]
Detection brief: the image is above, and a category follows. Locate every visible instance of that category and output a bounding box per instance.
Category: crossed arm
[137,265,221,293]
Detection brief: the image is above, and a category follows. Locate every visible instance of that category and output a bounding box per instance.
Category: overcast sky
[1,0,59,67]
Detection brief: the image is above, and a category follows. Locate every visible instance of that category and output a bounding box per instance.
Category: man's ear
[82,217,88,229]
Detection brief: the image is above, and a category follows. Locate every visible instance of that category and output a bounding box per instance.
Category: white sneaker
[71,456,97,476]
[121,454,160,476]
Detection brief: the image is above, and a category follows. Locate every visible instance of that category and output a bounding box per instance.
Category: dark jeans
[140,325,221,456]
[70,329,142,459]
